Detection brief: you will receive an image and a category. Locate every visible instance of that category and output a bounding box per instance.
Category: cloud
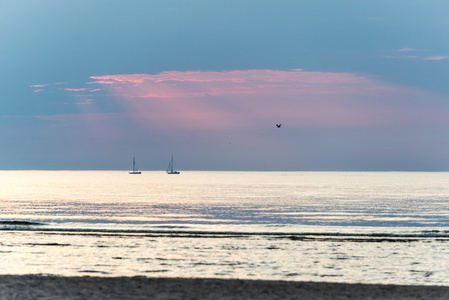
[62,88,103,92]
[90,69,368,86]
[89,69,387,102]
[423,56,449,61]
[385,49,448,61]
[384,55,448,61]
[383,55,418,59]
[30,83,49,93]
[63,88,90,92]
[76,99,94,105]
[397,47,417,52]
[82,69,448,133]
[32,69,448,143]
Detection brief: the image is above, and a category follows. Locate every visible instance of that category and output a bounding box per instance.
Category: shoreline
[1,276,449,299]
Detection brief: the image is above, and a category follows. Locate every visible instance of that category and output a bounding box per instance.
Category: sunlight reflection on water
[1,171,449,284]
[1,171,449,227]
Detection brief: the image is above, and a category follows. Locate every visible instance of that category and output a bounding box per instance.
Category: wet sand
[1,276,449,299]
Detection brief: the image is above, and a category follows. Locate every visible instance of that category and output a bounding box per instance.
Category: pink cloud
[87,80,116,85]
[33,89,45,93]
[64,88,90,92]
[90,69,367,86]
[84,69,447,132]
[30,84,49,88]
[76,99,94,105]
[423,56,449,61]
[397,47,416,52]
[89,70,384,103]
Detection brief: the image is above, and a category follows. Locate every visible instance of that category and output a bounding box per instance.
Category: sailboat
[129,157,142,174]
[166,155,180,174]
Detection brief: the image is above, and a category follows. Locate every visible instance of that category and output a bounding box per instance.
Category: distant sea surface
[1,171,449,285]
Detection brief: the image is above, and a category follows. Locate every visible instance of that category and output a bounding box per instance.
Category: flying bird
[276,124,281,128]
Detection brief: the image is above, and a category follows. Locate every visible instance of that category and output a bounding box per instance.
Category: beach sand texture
[1,276,449,300]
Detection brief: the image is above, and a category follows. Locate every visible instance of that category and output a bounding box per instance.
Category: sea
[1,171,449,286]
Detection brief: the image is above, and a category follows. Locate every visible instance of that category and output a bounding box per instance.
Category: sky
[1,0,449,171]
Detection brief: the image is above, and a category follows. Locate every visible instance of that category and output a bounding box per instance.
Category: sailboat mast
[166,154,180,174]
[129,156,141,174]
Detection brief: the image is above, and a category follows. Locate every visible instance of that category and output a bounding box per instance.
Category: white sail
[129,157,141,174]
[166,155,180,174]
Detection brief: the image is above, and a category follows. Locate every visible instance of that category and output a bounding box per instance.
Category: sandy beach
[0,276,448,300]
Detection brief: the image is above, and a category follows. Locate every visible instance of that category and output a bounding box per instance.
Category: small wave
[144,270,169,273]
[79,270,110,275]
[422,230,449,234]
[0,221,45,226]
[3,226,449,241]
[25,243,71,247]
[287,236,420,243]
[152,225,191,229]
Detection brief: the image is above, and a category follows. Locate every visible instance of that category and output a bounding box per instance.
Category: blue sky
[1,1,449,170]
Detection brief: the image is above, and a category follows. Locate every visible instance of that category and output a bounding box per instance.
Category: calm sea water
[1,171,449,285]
